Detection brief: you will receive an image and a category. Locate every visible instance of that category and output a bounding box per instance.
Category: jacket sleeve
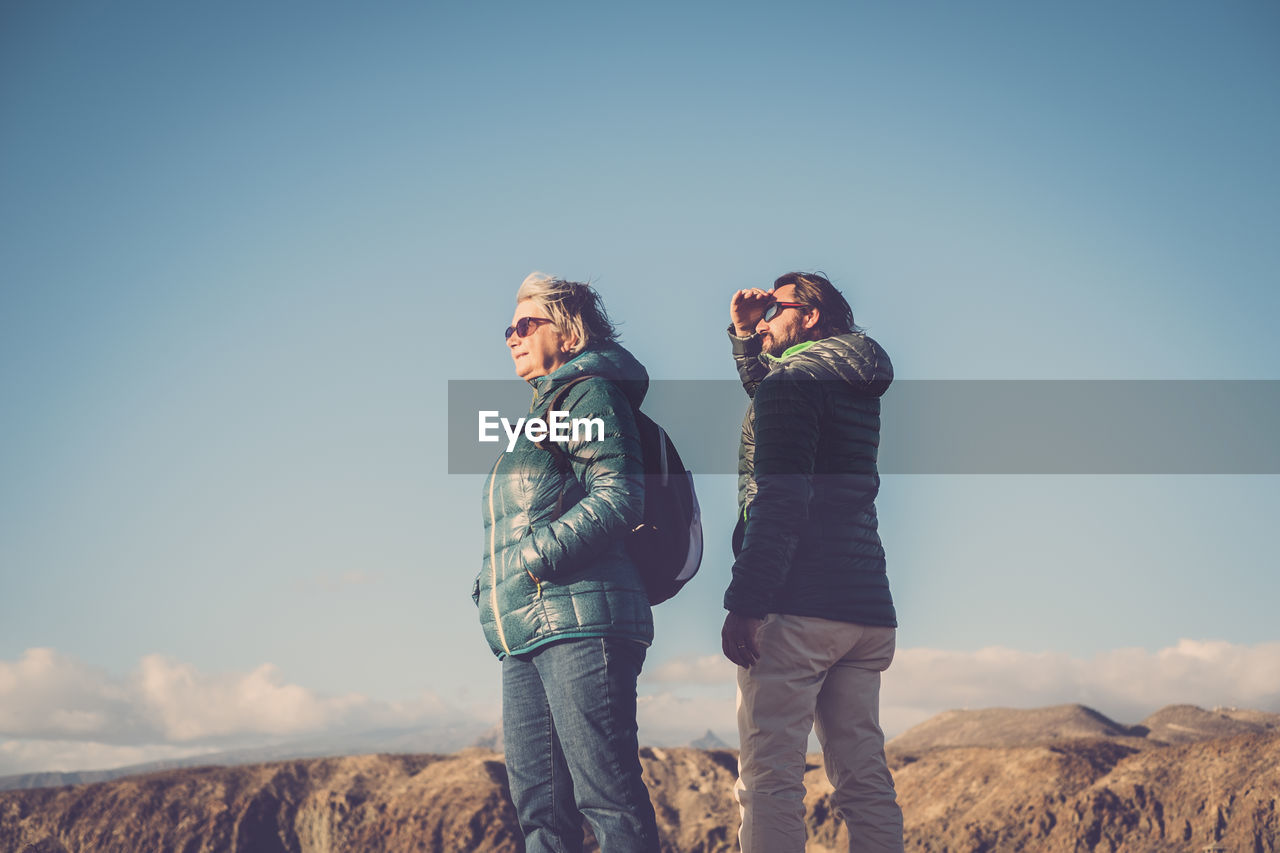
[723,371,822,616]
[518,378,644,580]
[728,325,769,398]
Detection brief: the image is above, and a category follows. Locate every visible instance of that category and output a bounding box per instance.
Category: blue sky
[2,1,1278,773]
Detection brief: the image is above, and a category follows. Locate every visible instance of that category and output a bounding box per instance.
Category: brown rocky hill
[3,706,1278,852]
[885,703,1148,753]
[1139,704,1280,745]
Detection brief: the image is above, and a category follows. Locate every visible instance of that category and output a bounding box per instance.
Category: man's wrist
[727,325,762,357]
[723,597,768,620]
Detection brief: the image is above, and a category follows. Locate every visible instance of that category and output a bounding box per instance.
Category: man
[721,272,903,852]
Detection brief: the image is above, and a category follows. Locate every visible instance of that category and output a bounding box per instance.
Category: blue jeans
[502,637,660,853]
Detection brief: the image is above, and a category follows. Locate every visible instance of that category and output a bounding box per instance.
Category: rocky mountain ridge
[2,704,1276,852]
[886,703,1280,754]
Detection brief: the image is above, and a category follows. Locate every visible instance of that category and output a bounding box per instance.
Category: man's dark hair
[773,271,860,337]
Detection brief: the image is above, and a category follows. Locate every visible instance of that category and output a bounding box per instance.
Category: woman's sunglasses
[762,301,806,322]
[504,316,554,340]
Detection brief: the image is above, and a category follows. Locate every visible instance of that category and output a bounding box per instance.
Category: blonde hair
[517,272,619,355]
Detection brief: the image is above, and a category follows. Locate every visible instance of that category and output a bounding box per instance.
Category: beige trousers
[735,614,903,853]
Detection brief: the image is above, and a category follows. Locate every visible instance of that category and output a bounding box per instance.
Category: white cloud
[638,691,737,747]
[882,639,1280,731]
[0,648,470,774]
[642,639,1280,739]
[134,656,373,741]
[0,648,148,742]
[644,654,735,685]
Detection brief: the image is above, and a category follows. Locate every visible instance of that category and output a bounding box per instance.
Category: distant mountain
[4,705,1277,852]
[471,723,503,753]
[0,769,124,795]
[1139,704,1280,744]
[886,703,1147,754]
[690,729,731,750]
[0,722,493,793]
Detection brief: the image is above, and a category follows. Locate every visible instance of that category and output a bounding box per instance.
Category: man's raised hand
[730,288,773,337]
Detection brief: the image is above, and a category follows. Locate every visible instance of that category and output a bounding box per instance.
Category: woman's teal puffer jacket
[474,342,653,659]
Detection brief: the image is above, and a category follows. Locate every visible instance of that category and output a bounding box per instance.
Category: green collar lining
[761,339,818,365]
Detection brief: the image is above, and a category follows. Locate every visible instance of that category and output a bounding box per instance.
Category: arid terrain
[1,704,1276,852]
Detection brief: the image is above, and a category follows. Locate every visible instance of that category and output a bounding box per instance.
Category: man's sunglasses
[504,316,554,340]
[762,301,806,322]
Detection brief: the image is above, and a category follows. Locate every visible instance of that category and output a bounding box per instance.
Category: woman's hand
[730,288,773,337]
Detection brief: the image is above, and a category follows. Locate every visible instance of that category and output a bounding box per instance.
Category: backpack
[540,375,703,604]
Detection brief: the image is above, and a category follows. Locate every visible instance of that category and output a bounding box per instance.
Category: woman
[474,272,660,853]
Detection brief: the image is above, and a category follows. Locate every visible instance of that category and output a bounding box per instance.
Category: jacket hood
[761,333,893,397]
[529,341,649,409]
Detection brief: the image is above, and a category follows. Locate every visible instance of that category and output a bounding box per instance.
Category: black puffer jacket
[724,329,897,626]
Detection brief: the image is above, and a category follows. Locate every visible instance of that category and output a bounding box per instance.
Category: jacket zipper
[487,455,511,655]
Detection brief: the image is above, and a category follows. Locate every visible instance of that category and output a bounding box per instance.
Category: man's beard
[762,325,805,357]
